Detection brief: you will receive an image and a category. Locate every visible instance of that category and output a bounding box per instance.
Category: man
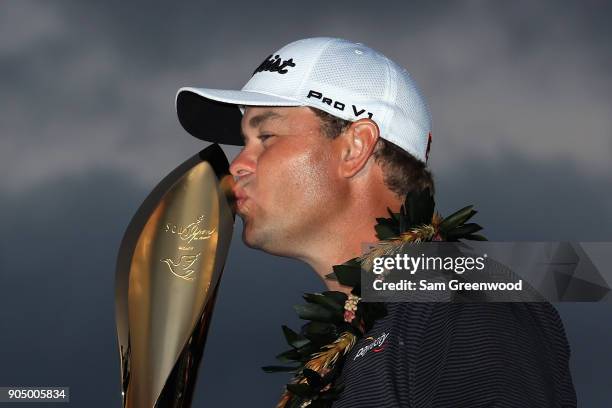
[176,38,576,407]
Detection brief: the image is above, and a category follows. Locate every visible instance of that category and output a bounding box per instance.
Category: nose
[229,147,256,179]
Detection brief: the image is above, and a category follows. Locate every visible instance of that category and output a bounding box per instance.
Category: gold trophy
[115,143,235,407]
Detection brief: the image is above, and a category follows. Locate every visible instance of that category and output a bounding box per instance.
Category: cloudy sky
[0,0,611,406]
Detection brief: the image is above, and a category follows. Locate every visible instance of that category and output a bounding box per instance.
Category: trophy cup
[115,143,235,407]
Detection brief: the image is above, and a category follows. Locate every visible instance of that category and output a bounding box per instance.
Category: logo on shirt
[353,331,389,360]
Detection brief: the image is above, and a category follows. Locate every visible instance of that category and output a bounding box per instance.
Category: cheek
[258,144,335,206]
[287,145,337,205]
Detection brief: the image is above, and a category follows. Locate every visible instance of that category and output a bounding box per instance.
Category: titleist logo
[253,54,296,75]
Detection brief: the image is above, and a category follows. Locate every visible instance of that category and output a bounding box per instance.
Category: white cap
[176,37,432,162]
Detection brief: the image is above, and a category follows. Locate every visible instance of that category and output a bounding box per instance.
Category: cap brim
[176,87,302,145]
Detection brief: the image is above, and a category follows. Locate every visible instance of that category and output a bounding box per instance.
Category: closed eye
[257,134,275,143]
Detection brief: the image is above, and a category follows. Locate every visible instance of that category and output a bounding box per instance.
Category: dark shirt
[331,302,576,407]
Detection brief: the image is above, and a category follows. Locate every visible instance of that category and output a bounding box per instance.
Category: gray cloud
[434,147,612,241]
[1,0,611,193]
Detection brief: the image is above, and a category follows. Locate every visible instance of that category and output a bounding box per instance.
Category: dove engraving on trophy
[160,214,217,281]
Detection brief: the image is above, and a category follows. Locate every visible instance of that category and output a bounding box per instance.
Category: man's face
[230,106,346,255]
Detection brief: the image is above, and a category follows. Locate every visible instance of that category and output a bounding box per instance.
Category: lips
[232,187,249,214]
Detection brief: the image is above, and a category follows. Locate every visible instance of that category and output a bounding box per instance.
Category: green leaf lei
[263,188,486,408]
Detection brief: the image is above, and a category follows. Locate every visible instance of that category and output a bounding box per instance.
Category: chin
[240,219,266,250]
[240,220,290,256]
[241,228,259,249]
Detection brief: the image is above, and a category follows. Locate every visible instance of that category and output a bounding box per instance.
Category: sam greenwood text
[373,279,524,292]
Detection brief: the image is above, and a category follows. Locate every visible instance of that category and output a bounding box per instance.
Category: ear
[337,119,380,178]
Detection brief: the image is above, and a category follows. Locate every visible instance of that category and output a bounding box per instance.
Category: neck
[298,189,402,295]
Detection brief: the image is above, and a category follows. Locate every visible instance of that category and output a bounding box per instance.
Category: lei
[263,188,485,408]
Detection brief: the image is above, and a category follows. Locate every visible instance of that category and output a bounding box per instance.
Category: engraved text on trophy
[160,214,217,281]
